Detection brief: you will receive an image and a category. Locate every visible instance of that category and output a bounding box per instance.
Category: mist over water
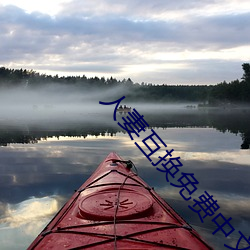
[1,84,250,147]
[0,84,198,125]
[0,85,106,121]
[0,84,250,249]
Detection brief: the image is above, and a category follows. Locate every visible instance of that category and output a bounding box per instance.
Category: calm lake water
[0,104,250,249]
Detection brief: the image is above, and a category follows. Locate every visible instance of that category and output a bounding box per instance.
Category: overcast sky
[0,0,250,85]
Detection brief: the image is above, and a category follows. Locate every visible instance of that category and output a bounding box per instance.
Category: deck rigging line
[112,159,138,249]
[34,159,212,250]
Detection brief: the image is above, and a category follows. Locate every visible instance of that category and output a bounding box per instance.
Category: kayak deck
[28,152,213,249]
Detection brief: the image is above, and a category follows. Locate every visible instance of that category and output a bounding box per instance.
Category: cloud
[58,0,243,19]
[0,196,59,229]
[3,4,248,49]
[0,1,250,84]
[0,196,61,249]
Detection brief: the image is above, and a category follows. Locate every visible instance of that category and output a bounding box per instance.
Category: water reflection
[0,196,62,250]
[0,108,250,149]
[0,108,250,249]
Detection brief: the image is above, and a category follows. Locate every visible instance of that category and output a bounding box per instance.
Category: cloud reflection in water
[0,196,61,250]
[0,125,249,249]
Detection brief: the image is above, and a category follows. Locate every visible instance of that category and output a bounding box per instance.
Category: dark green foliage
[242,63,250,82]
[209,63,250,104]
[0,63,249,104]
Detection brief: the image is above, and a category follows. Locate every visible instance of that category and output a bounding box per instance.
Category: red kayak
[28,152,213,249]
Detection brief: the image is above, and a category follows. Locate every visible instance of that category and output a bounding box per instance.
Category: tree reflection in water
[0,108,249,149]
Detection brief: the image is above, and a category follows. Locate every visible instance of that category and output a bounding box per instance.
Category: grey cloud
[0,3,249,84]
[185,13,250,49]
[121,59,244,85]
[1,4,249,50]
[59,0,216,18]
[39,64,121,74]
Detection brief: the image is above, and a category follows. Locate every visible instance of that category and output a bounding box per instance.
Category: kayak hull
[28,152,213,249]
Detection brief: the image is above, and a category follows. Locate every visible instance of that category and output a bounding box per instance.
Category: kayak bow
[28,152,213,249]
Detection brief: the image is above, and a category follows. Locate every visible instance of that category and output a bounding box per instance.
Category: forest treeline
[0,63,250,104]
